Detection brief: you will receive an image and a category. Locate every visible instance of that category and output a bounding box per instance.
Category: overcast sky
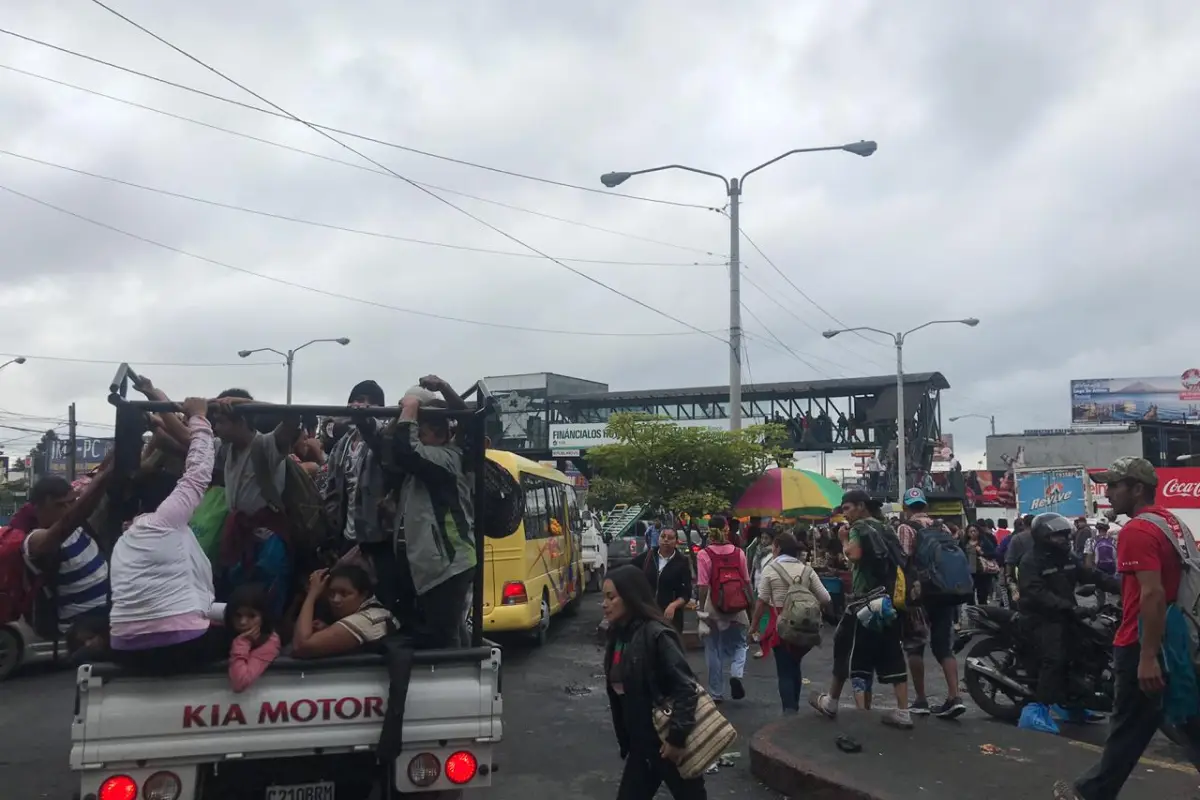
[1,0,1197,471]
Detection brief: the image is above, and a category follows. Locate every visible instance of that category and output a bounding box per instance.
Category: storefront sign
[549,418,765,450]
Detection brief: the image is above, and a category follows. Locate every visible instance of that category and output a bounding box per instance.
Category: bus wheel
[532,593,551,647]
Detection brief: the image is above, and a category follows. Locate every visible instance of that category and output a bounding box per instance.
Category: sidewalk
[750,709,1198,799]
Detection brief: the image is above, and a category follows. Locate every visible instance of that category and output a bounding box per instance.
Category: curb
[749,719,881,800]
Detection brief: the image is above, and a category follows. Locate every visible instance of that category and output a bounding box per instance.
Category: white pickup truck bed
[71,645,502,800]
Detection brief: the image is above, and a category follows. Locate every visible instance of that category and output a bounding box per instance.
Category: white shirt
[110,416,218,626]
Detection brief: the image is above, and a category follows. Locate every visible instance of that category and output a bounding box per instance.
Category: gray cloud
[0,0,1196,468]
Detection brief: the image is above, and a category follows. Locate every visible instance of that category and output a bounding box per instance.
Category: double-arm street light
[600,140,878,430]
[824,319,980,499]
[949,413,996,436]
[237,337,351,404]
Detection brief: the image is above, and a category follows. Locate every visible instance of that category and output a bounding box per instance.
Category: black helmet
[1031,512,1073,550]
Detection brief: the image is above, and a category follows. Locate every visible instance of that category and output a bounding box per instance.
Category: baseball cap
[1090,456,1158,486]
[903,487,928,507]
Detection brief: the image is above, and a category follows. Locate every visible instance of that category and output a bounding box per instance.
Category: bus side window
[522,475,549,540]
[548,483,568,537]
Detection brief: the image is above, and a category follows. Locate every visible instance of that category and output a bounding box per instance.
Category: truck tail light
[407,753,441,787]
[97,775,137,800]
[142,771,182,800]
[445,750,479,785]
[501,581,528,605]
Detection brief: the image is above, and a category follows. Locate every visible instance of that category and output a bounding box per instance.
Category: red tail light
[98,775,137,800]
[501,581,528,605]
[446,750,479,785]
[691,544,700,553]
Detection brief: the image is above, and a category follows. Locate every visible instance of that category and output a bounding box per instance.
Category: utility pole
[68,403,77,481]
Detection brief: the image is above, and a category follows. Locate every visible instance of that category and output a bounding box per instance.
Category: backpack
[771,562,822,649]
[1093,537,1117,574]
[1136,510,1200,670]
[863,522,915,610]
[0,526,39,626]
[912,525,974,600]
[251,448,331,557]
[707,547,750,614]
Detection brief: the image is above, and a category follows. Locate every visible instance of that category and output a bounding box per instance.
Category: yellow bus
[483,450,585,645]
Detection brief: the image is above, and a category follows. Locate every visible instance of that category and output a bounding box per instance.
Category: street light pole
[0,356,27,372]
[601,140,877,430]
[238,337,351,403]
[824,318,979,500]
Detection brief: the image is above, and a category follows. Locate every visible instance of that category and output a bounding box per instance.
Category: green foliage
[584,413,792,516]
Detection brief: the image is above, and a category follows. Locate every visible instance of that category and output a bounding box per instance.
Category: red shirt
[1114,506,1184,647]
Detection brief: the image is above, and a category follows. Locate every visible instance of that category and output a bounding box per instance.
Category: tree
[26,428,58,477]
[584,413,792,516]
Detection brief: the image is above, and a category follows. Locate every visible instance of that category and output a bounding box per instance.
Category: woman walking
[603,566,708,800]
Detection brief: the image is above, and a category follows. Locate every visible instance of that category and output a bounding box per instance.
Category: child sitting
[226,583,281,692]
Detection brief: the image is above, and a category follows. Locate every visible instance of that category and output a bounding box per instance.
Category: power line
[0,351,279,368]
[739,306,835,378]
[0,65,723,259]
[736,222,885,349]
[82,2,725,345]
[1,26,713,211]
[0,183,722,339]
[0,149,721,269]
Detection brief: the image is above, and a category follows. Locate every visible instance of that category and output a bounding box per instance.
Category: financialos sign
[549,418,765,451]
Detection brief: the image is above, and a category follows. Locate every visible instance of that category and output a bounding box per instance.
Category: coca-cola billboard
[1089,467,1200,509]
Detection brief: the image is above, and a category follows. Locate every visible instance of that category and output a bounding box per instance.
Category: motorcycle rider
[1016,512,1121,734]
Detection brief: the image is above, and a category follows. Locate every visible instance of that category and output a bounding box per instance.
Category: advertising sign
[47,438,115,475]
[931,434,955,463]
[1016,467,1089,517]
[1087,466,1200,509]
[549,418,765,450]
[1071,371,1200,426]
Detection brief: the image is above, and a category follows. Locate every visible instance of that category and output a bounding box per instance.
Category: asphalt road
[1,596,1189,798]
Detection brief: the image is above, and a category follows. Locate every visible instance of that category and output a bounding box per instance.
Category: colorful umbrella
[735,467,844,518]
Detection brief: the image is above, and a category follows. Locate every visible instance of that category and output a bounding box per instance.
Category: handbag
[652,681,737,779]
[980,556,1000,575]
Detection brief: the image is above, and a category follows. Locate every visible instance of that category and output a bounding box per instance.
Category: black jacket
[605,618,699,758]
[1016,545,1121,620]
[631,549,693,613]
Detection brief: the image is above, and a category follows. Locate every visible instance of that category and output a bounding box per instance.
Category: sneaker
[730,677,746,700]
[933,696,967,720]
[907,698,932,716]
[1050,705,1105,724]
[1051,780,1083,800]
[809,692,838,719]
[882,708,914,729]
[1017,703,1060,735]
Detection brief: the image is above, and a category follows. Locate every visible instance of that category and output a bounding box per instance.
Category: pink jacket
[228,632,281,692]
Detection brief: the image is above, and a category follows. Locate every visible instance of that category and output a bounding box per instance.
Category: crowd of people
[3,372,478,691]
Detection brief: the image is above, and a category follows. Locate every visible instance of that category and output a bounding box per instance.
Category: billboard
[985,430,1141,472]
[1088,466,1200,510]
[1072,371,1200,426]
[1016,467,1090,517]
[549,418,766,451]
[46,438,114,475]
[931,434,955,463]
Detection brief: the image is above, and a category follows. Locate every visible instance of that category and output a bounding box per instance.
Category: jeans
[773,645,804,711]
[1075,643,1200,799]
[618,753,707,799]
[704,623,747,699]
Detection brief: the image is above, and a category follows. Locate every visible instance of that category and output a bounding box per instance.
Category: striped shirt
[24,527,110,631]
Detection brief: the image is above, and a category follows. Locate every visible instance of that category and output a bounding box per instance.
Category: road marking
[1067,740,1192,775]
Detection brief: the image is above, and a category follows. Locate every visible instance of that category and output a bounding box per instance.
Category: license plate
[265,782,335,800]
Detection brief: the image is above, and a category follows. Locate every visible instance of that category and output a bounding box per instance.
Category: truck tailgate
[71,647,502,767]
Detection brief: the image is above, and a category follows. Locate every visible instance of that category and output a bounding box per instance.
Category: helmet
[1031,512,1073,551]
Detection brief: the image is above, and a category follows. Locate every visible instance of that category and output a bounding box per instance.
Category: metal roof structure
[554,372,949,404]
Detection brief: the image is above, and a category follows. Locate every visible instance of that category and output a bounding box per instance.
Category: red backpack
[707,547,750,614]
[0,505,42,625]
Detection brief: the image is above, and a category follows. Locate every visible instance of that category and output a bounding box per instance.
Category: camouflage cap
[1089,456,1158,486]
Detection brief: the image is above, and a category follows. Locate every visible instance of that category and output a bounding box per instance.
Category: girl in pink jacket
[225,583,281,692]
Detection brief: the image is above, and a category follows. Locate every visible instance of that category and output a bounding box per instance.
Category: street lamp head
[237,350,252,358]
[949,416,962,422]
[600,171,631,188]
[13,357,25,365]
[842,140,878,157]
[822,330,839,339]
[962,317,981,327]
[335,337,351,346]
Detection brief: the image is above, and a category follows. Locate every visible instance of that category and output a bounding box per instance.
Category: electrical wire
[80,2,726,344]
[0,64,723,259]
[738,305,835,378]
[0,149,721,268]
[0,351,279,368]
[736,222,886,349]
[0,26,712,211]
[0,183,722,339]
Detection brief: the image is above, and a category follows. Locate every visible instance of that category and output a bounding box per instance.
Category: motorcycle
[960,591,1118,722]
